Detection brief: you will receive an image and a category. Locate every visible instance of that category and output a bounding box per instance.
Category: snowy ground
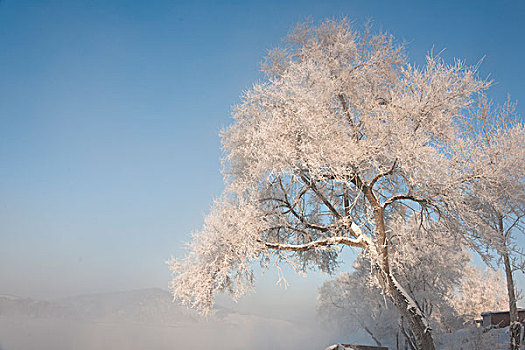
[437,326,519,350]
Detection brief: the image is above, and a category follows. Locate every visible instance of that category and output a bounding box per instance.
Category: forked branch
[370,159,398,189]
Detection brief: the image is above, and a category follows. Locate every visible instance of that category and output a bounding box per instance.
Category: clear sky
[1,0,524,309]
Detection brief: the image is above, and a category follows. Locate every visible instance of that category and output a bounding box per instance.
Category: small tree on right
[460,95,525,350]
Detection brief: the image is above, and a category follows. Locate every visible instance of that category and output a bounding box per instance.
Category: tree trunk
[500,215,521,350]
[384,269,435,350]
[503,249,520,350]
[374,260,435,349]
[364,185,435,350]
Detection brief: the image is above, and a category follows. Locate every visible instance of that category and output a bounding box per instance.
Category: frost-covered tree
[459,96,525,350]
[451,265,508,322]
[168,19,491,350]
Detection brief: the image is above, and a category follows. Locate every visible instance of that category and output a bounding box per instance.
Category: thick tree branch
[370,159,398,189]
[342,183,351,217]
[353,173,380,209]
[383,194,428,208]
[259,235,367,252]
[338,94,355,128]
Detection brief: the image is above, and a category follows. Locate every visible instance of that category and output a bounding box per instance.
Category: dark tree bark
[499,215,521,350]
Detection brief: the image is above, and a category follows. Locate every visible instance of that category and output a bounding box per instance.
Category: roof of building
[481,309,524,316]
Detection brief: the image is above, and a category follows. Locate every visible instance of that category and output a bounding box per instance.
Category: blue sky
[1,0,524,307]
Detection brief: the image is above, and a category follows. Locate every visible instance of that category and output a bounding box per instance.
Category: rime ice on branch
[167,18,508,350]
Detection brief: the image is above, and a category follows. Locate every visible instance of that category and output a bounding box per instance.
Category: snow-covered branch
[259,235,367,252]
[383,194,428,208]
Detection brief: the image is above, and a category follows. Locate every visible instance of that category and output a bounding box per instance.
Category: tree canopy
[168,19,523,350]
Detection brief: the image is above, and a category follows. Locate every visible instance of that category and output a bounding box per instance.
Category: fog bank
[0,288,341,350]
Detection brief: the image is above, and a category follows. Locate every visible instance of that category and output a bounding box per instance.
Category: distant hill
[0,288,198,325]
